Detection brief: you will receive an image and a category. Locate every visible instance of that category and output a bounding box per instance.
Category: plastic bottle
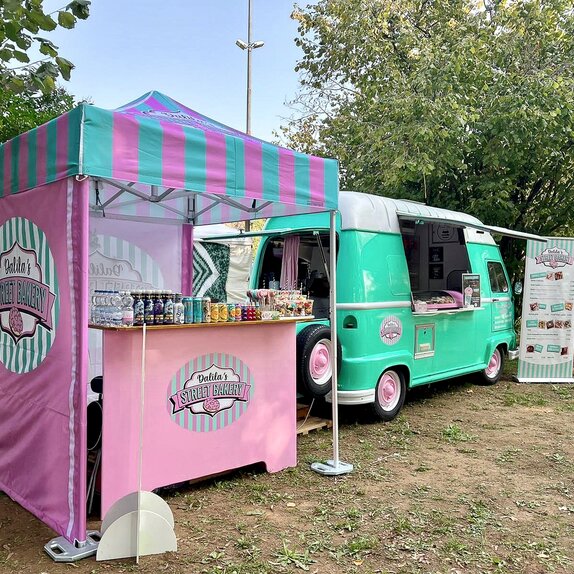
[110,291,123,327]
[91,290,101,325]
[100,291,110,326]
[121,291,134,327]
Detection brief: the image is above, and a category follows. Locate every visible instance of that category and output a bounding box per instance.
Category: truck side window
[487,261,509,294]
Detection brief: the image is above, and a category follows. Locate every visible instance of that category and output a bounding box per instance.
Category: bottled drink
[143,291,154,324]
[109,291,123,327]
[202,297,211,323]
[163,290,174,324]
[91,290,102,325]
[174,293,185,324]
[183,297,194,324]
[100,291,110,326]
[153,290,164,325]
[133,291,144,326]
[121,291,134,327]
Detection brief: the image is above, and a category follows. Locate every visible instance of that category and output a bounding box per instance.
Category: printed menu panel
[518,239,574,382]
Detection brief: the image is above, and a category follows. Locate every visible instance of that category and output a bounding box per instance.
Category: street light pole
[246,0,253,135]
[236,0,264,230]
[236,0,264,135]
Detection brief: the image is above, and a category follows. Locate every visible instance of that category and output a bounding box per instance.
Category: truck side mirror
[514,281,523,295]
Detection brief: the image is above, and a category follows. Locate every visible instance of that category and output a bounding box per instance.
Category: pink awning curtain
[280,235,300,290]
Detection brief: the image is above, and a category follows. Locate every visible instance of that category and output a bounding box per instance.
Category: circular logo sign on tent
[167,353,254,432]
[0,218,59,373]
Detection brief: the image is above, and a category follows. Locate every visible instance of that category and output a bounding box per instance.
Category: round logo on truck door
[380,315,403,345]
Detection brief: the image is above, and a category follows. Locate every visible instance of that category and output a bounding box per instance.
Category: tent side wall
[0,177,89,543]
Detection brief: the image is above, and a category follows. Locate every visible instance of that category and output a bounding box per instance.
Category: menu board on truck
[462,273,481,308]
[518,239,574,382]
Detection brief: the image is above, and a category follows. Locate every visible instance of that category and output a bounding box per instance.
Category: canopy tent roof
[0,91,338,224]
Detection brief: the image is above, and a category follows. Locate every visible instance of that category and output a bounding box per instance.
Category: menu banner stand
[311,211,353,477]
[517,238,574,383]
[97,325,177,561]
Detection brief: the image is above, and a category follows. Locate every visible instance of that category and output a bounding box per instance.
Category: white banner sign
[518,238,574,382]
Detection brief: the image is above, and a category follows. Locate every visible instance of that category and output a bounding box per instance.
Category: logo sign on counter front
[168,354,254,432]
[0,218,59,373]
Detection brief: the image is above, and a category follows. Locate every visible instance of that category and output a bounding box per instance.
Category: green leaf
[12,50,30,63]
[58,11,76,29]
[55,56,74,81]
[38,40,58,58]
[67,0,91,20]
[28,10,57,32]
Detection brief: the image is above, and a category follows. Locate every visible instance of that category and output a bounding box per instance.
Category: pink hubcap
[378,372,400,411]
[486,350,501,378]
[310,340,332,386]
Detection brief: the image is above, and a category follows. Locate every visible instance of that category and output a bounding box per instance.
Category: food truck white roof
[339,191,545,244]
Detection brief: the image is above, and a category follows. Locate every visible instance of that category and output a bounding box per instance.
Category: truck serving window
[487,261,509,293]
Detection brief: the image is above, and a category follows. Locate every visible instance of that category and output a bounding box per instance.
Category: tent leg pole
[311,210,353,477]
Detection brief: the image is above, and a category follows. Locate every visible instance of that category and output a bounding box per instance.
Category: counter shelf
[89,316,315,331]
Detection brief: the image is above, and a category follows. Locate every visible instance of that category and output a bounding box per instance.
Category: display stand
[97,325,176,561]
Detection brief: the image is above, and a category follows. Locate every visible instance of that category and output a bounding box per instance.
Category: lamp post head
[252,41,265,49]
[235,39,248,50]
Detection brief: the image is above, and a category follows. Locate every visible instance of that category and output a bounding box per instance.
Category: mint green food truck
[251,191,543,421]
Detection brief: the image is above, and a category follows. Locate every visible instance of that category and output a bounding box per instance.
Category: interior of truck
[256,233,332,318]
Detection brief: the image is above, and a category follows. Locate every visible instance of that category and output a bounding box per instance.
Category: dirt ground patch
[1,376,573,574]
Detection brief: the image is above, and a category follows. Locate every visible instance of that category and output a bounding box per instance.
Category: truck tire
[297,325,341,398]
[476,346,504,385]
[372,369,406,422]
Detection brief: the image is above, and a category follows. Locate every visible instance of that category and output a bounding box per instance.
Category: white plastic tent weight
[96,491,177,561]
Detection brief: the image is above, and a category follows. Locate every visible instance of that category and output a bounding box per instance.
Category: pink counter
[96,320,302,517]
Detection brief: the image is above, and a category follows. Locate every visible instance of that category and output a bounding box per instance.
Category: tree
[285,0,574,259]
[0,0,91,94]
[0,86,76,143]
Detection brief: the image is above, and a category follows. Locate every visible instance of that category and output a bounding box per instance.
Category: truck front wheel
[372,369,406,422]
[297,325,340,398]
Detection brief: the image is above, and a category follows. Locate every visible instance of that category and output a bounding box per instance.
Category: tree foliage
[0,0,90,94]
[285,0,574,254]
[0,86,76,143]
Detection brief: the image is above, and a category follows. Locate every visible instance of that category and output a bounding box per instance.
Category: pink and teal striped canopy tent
[0,92,339,550]
[0,91,338,223]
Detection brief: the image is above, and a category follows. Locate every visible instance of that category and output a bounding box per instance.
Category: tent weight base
[311,459,353,476]
[44,530,100,562]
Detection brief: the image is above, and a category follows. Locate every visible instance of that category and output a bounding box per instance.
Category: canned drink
[211,301,219,323]
[218,303,228,322]
[183,298,194,324]
[235,303,242,322]
[227,303,235,322]
[193,297,203,323]
[202,297,212,323]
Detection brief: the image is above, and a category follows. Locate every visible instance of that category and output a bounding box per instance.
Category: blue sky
[44,0,316,141]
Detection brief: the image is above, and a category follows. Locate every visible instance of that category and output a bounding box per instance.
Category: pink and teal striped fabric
[0,91,338,221]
